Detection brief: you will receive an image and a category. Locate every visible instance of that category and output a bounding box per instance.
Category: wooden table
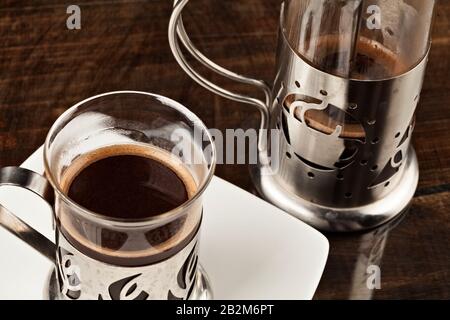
[1,0,449,299]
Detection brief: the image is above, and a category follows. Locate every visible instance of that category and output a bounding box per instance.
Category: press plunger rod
[350,0,364,78]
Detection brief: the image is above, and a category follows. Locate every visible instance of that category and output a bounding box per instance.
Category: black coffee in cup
[67,154,189,219]
[59,144,200,267]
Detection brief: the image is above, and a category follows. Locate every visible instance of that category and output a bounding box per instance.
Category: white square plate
[0,147,328,299]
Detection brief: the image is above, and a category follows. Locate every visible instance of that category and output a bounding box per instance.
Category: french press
[169,0,436,231]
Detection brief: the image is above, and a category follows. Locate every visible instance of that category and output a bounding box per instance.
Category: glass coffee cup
[0,91,216,300]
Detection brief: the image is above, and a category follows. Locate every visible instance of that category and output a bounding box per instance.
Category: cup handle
[168,0,270,151]
[0,167,56,263]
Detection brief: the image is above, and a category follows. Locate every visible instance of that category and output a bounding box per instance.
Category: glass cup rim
[43,90,216,227]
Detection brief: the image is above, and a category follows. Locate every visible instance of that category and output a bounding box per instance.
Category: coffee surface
[67,154,188,219]
[58,144,200,266]
[304,36,406,79]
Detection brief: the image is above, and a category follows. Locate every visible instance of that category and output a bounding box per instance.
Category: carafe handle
[168,0,271,151]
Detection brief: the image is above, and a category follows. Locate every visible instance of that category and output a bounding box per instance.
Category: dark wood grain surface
[0,0,449,299]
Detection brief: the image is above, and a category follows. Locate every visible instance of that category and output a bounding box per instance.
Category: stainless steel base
[251,147,419,232]
[45,264,213,300]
